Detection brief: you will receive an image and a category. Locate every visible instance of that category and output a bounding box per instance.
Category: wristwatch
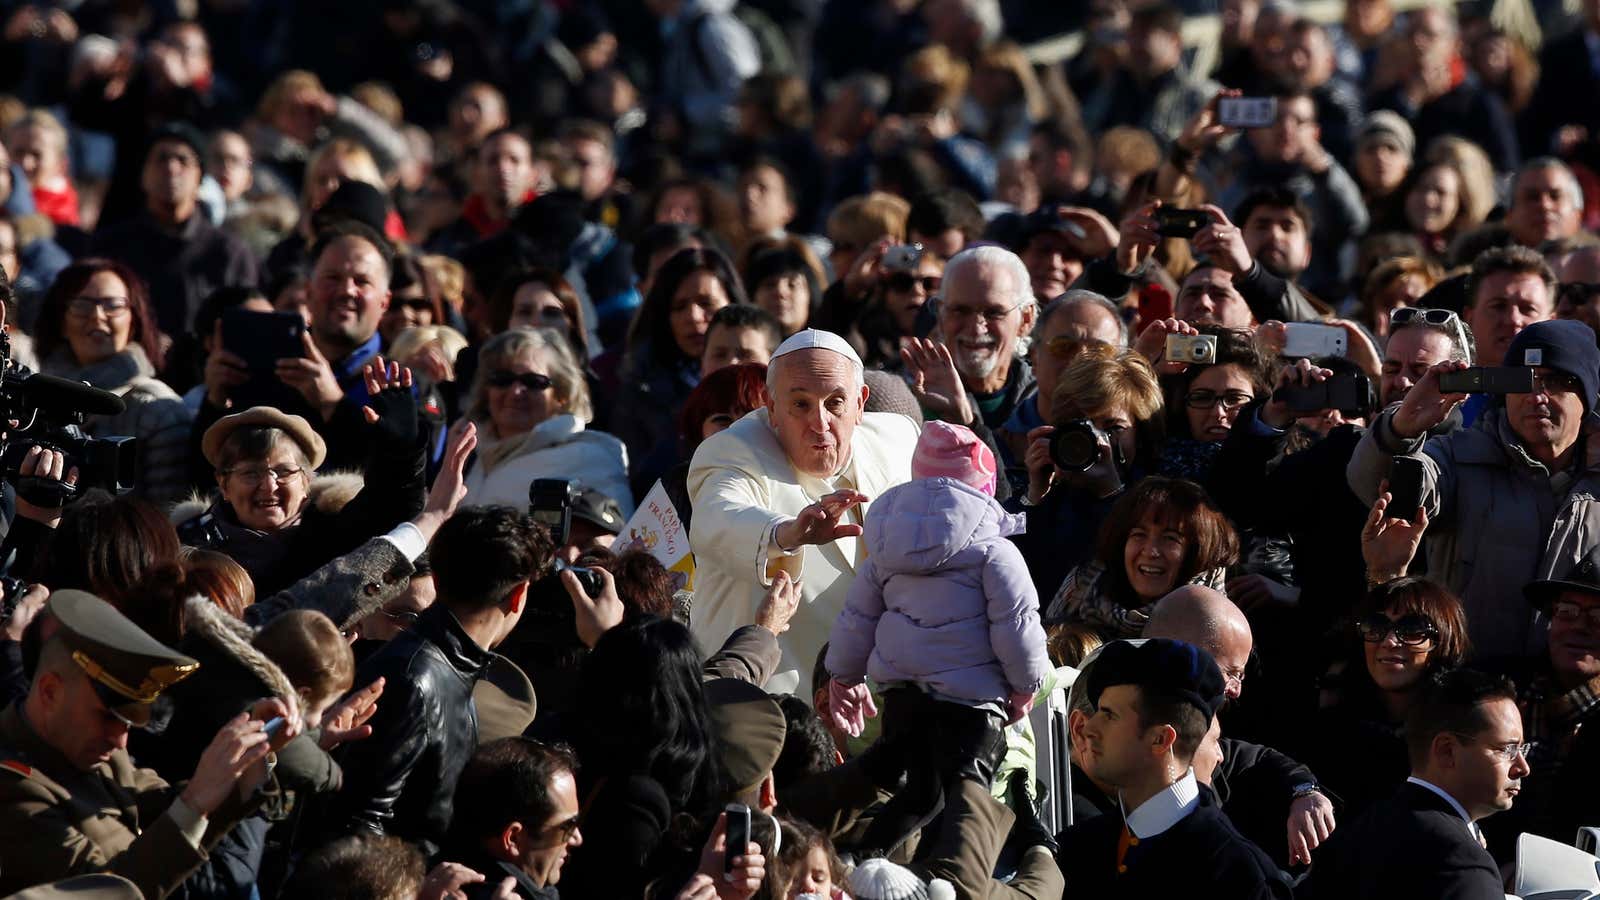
[1291,782,1321,800]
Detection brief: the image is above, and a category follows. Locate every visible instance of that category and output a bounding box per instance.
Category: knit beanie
[863,370,923,423]
[911,421,997,496]
[846,859,954,900]
[1504,319,1600,414]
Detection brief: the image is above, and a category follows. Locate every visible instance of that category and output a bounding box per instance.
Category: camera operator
[1009,344,1164,600]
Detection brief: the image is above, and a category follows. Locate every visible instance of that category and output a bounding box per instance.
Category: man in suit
[1057,638,1293,897]
[689,329,918,694]
[1303,668,1528,899]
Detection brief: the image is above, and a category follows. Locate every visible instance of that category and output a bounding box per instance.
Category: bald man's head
[1147,585,1253,699]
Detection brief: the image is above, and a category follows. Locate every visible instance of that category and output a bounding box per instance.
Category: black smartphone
[1273,371,1373,413]
[1153,207,1209,239]
[528,478,574,546]
[222,308,305,374]
[724,803,751,874]
[1437,366,1535,394]
[1387,456,1425,523]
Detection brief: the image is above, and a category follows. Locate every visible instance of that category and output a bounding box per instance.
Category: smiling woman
[1045,476,1239,644]
[35,258,193,502]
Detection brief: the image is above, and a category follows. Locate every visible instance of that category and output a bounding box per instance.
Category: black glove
[363,384,419,446]
[1006,771,1059,855]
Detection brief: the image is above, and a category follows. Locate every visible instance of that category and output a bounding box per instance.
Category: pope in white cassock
[688,329,920,694]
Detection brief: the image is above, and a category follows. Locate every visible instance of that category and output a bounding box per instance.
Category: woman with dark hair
[612,247,748,466]
[1303,577,1470,816]
[1044,476,1239,648]
[35,258,193,502]
[489,266,590,360]
[744,245,821,338]
[1158,325,1271,480]
[561,615,726,900]
[32,491,183,617]
[379,252,448,347]
[656,362,770,530]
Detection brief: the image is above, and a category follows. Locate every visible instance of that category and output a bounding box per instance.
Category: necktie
[1117,824,1139,873]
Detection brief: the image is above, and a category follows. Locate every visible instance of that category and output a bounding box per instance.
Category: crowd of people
[0,0,1599,897]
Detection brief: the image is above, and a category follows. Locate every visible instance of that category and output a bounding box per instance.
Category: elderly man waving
[689,329,919,694]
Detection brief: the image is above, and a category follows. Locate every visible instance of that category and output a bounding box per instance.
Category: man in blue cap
[1349,316,1600,659]
[1056,638,1292,897]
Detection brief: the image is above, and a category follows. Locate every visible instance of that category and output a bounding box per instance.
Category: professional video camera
[0,332,133,506]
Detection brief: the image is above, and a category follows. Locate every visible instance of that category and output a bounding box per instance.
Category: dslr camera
[1049,419,1112,472]
[528,478,603,598]
[0,333,135,506]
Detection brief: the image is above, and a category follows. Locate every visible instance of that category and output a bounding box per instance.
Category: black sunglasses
[887,273,941,294]
[1357,613,1440,647]
[485,370,553,391]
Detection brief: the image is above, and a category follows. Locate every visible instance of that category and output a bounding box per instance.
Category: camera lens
[1049,421,1101,472]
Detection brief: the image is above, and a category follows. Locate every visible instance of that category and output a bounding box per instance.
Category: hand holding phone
[723,804,751,874]
[222,308,306,374]
[1386,456,1425,523]
[1281,323,1348,358]
[1436,366,1535,395]
[1217,96,1278,128]
[1153,207,1209,239]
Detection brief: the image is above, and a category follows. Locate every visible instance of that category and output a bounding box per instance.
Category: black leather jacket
[318,604,492,856]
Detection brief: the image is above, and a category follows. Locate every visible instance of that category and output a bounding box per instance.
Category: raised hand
[1116,201,1161,275]
[900,337,974,425]
[1287,791,1336,866]
[1361,482,1430,583]
[1132,317,1201,375]
[1189,205,1253,276]
[1390,360,1469,439]
[276,330,345,420]
[182,712,275,815]
[319,677,384,750]
[1260,359,1334,429]
[755,571,800,635]
[774,490,870,551]
[564,564,624,648]
[827,678,879,737]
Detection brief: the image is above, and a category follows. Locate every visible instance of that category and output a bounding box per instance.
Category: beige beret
[201,406,328,471]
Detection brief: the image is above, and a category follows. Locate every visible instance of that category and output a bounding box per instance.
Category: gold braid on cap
[71,651,199,703]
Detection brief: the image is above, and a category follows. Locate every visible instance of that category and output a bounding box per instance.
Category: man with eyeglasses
[995,290,1126,497]
[1475,559,1600,854]
[1350,318,1600,660]
[441,739,582,899]
[910,246,1037,434]
[1551,245,1600,328]
[1303,668,1526,900]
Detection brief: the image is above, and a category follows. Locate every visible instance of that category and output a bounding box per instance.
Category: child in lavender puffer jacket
[824,422,1050,855]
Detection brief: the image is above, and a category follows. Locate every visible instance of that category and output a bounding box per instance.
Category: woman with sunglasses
[1303,576,1470,817]
[846,243,945,370]
[1157,325,1271,479]
[460,327,633,517]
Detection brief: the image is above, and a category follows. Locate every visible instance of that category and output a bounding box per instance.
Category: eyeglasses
[536,814,582,846]
[1184,390,1253,410]
[485,370,553,391]
[931,297,1026,326]
[1042,335,1111,361]
[1531,371,1585,396]
[1388,306,1473,364]
[67,296,131,318]
[1451,734,1532,762]
[1357,613,1440,647]
[1551,599,1600,630]
[886,274,941,294]
[222,465,305,487]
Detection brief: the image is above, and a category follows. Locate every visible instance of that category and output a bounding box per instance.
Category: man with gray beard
[904,246,1038,433]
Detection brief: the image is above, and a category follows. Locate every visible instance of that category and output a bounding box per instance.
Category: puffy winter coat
[826,477,1050,704]
[463,413,633,518]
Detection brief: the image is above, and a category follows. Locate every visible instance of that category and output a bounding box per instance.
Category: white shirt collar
[1122,769,1201,839]
[1406,776,1479,839]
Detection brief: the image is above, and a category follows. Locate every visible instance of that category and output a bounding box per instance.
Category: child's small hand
[1006,690,1036,725]
[827,678,877,737]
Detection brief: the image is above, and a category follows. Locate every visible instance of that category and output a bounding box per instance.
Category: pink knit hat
[912,421,997,496]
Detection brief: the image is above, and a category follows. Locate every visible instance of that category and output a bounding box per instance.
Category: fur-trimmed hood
[170,470,366,529]
[183,596,301,724]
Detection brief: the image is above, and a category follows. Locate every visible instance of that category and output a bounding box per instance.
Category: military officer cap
[48,590,199,726]
[1086,638,1226,726]
[703,677,787,795]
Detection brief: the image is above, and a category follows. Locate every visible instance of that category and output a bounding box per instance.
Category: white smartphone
[1282,323,1347,358]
